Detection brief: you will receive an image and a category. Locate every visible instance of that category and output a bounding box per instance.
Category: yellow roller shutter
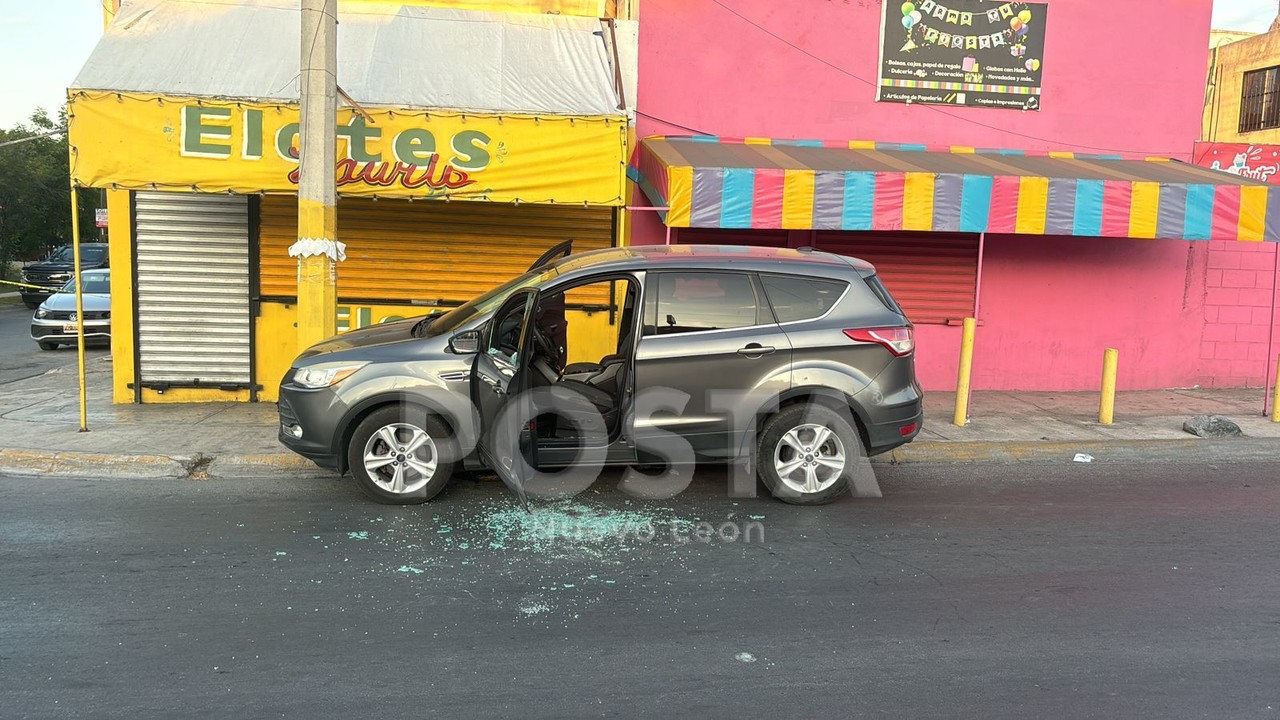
[259,196,615,304]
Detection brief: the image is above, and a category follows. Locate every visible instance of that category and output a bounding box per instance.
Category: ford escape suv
[278,245,922,506]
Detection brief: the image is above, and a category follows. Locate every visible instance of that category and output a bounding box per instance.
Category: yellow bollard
[1099,348,1119,425]
[70,186,89,433]
[953,317,976,427]
[1272,355,1280,423]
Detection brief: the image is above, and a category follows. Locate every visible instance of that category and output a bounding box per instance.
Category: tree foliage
[0,108,100,266]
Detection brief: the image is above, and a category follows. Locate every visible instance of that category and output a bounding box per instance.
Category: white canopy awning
[72,0,624,117]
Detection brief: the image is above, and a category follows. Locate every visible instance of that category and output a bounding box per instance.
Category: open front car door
[472,288,540,507]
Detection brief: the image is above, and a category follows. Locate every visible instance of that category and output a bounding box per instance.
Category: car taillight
[843,326,915,357]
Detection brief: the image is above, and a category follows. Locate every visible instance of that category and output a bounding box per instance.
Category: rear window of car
[864,275,903,315]
[761,274,848,323]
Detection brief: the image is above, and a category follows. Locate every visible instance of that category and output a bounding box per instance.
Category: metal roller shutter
[258,197,615,305]
[134,192,251,387]
[673,228,791,248]
[673,227,978,325]
[815,232,978,325]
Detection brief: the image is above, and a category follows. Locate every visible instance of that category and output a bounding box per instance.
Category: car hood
[296,315,439,360]
[24,262,76,274]
[26,260,106,273]
[40,292,111,312]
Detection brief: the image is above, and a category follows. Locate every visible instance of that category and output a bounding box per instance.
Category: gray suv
[278,245,922,506]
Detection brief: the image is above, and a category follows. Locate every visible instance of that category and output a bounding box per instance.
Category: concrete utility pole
[294,0,339,349]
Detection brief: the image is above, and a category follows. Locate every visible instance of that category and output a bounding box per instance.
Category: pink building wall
[633,0,1211,155]
[1200,241,1280,389]
[631,0,1280,394]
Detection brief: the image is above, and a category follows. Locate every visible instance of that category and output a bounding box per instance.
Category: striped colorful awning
[634,136,1280,242]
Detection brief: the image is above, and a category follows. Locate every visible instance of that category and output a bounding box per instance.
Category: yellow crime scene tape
[0,278,60,291]
[1,278,107,297]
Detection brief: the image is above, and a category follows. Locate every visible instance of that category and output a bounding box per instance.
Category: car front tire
[37,341,59,351]
[346,405,457,505]
[756,403,871,505]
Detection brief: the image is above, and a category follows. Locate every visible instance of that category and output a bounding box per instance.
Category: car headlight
[292,362,367,389]
[35,308,49,318]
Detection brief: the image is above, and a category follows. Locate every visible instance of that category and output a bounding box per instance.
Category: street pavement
[0,303,108,386]
[2,463,1278,718]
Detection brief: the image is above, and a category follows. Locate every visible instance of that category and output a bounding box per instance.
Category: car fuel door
[472,288,540,506]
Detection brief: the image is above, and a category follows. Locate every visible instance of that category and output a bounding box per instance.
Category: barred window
[1239,66,1280,133]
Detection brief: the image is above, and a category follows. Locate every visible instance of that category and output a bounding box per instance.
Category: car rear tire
[37,341,59,351]
[24,301,40,310]
[756,403,869,505]
[346,405,456,505]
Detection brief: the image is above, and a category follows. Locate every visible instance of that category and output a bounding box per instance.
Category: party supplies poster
[878,1,1049,111]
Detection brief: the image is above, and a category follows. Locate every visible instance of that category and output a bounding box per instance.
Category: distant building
[1210,29,1258,48]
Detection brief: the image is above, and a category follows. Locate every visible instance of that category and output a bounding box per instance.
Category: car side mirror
[449,329,482,355]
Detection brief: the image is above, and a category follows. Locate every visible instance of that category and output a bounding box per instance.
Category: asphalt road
[0,302,108,385]
[2,463,1279,719]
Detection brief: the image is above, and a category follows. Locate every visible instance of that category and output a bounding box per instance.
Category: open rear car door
[472,288,540,507]
[528,240,572,271]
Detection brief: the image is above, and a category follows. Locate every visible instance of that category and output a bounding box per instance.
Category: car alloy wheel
[347,406,456,505]
[757,403,867,505]
[362,422,439,495]
[773,423,846,495]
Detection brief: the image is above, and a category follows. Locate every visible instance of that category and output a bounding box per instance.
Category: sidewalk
[1,353,1277,479]
[891,387,1280,465]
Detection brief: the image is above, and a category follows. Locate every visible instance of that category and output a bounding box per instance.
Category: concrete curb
[879,438,1280,465]
[0,448,192,480]
[206,453,336,479]
[3,437,1278,481]
[0,448,337,481]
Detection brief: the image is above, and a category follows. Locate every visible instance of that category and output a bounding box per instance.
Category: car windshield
[59,275,111,295]
[45,246,106,264]
[425,265,561,337]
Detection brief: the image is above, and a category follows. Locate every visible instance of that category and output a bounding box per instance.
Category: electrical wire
[635,110,709,136]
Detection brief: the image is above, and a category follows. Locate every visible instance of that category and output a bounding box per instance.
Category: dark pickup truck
[20,244,109,309]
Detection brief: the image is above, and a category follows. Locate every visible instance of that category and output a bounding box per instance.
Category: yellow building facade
[1204,26,1280,143]
[76,0,635,404]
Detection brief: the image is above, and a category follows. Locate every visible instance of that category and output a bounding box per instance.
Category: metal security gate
[134,192,252,394]
[257,196,615,305]
[676,227,979,326]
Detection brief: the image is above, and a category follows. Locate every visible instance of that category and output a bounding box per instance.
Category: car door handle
[737,343,775,358]
[479,373,505,394]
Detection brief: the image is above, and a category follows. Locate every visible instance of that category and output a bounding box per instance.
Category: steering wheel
[532,325,563,370]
